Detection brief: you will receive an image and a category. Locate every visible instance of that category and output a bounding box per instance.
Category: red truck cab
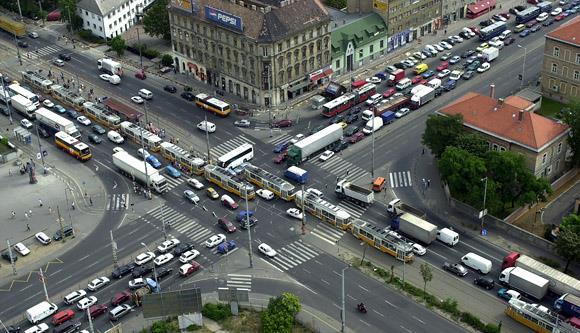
[387,69,405,85]
[501,252,520,270]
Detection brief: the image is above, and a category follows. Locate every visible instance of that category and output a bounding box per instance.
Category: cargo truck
[287,124,343,165]
[554,294,580,319]
[335,179,374,206]
[380,111,396,124]
[499,267,550,300]
[502,252,580,296]
[386,199,426,218]
[410,86,436,109]
[0,15,25,38]
[372,96,409,116]
[132,278,159,307]
[387,69,405,85]
[284,166,309,184]
[481,47,499,62]
[11,94,37,119]
[112,151,168,193]
[35,107,81,139]
[391,213,437,244]
[97,58,123,76]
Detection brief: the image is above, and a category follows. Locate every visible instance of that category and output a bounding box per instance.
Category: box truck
[410,86,436,109]
[499,267,549,300]
[391,213,437,244]
[284,166,309,184]
[287,124,343,165]
[554,294,580,319]
[35,107,81,138]
[335,179,374,206]
[386,199,426,218]
[11,94,37,119]
[481,47,499,62]
[112,151,168,193]
[97,58,123,76]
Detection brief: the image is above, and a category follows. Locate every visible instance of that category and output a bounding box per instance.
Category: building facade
[331,14,388,76]
[77,0,154,39]
[442,0,471,23]
[541,17,580,103]
[169,0,331,107]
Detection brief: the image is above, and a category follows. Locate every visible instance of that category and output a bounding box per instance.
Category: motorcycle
[357,303,367,314]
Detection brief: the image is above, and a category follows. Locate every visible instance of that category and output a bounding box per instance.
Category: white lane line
[372,309,384,317]
[384,300,398,308]
[358,284,369,292]
[320,279,330,285]
[412,316,425,324]
[259,258,284,272]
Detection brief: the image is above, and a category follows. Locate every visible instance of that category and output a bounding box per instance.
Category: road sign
[478,209,488,219]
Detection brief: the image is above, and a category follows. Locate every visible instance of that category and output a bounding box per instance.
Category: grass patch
[0,138,15,155]
[538,97,566,119]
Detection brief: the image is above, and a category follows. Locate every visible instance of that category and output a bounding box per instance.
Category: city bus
[479,21,507,41]
[516,6,541,23]
[321,93,356,117]
[195,93,231,117]
[217,143,254,169]
[8,83,40,107]
[54,131,92,161]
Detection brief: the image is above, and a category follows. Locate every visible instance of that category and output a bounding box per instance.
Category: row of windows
[550,63,580,81]
[547,78,580,97]
[276,26,329,53]
[389,0,440,14]
[276,53,330,83]
[552,46,580,64]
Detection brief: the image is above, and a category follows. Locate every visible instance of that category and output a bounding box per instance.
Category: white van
[362,116,383,135]
[427,78,442,90]
[361,110,374,121]
[365,93,382,106]
[437,228,459,246]
[26,301,58,324]
[107,130,124,144]
[197,120,216,133]
[499,30,511,41]
[138,89,153,100]
[108,75,121,85]
[461,252,492,274]
[64,290,87,305]
[396,78,412,90]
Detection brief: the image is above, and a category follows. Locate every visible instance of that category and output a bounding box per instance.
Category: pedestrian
[48,206,52,214]
[11,211,16,219]
[444,29,447,34]
[24,212,29,220]
[89,197,93,206]
[28,209,32,216]
[71,202,75,210]
[38,199,43,207]
[8,168,11,176]
[422,148,425,155]
[427,179,431,187]
[26,224,30,231]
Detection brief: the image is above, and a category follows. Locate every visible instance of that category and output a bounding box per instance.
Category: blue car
[422,70,435,79]
[217,240,236,254]
[444,80,457,91]
[236,210,254,222]
[519,29,530,37]
[273,141,289,153]
[53,104,67,114]
[165,165,181,178]
[146,155,162,169]
[375,72,387,80]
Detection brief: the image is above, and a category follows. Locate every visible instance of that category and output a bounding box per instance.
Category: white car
[205,234,226,248]
[187,178,204,190]
[306,188,323,198]
[137,148,150,158]
[439,41,453,50]
[13,242,30,256]
[20,119,33,129]
[551,7,562,15]
[319,150,334,162]
[179,249,201,263]
[184,190,200,204]
[365,77,381,84]
[154,253,174,266]
[42,99,54,108]
[53,58,65,67]
[451,35,463,43]
[256,189,275,200]
[258,243,277,257]
[437,69,451,78]
[286,208,303,220]
[23,323,49,333]
[450,70,463,81]
[35,232,51,245]
[87,277,110,291]
[134,252,155,266]
[477,62,491,73]
[112,147,125,154]
[289,134,305,144]
[395,108,410,118]
[77,296,97,310]
[131,96,144,104]
[157,238,181,253]
[128,278,147,289]
[413,52,427,60]
[100,74,112,81]
[76,116,91,126]
[411,243,427,256]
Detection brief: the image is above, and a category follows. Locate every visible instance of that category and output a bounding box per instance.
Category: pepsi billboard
[204,6,243,32]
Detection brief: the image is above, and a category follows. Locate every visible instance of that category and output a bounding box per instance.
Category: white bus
[8,83,40,107]
[217,143,254,169]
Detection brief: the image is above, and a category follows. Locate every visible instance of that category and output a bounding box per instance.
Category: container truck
[386,199,426,218]
[373,96,409,116]
[97,58,123,76]
[335,179,374,206]
[284,166,309,184]
[391,213,437,244]
[132,278,160,307]
[481,47,499,62]
[498,267,549,300]
[554,294,580,318]
[35,107,81,138]
[410,86,436,109]
[0,15,25,38]
[502,252,580,296]
[387,69,405,85]
[287,124,343,165]
[11,94,37,119]
[112,151,168,193]
[380,111,396,124]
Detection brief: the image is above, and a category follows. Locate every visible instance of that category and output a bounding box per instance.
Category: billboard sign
[204,6,243,32]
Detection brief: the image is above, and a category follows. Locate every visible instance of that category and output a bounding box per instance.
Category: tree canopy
[261,292,301,333]
[142,0,171,41]
[110,36,126,56]
[562,100,580,166]
[422,114,463,157]
[555,214,580,272]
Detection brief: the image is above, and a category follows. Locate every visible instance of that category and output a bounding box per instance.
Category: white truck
[287,124,343,165]
[35,107,81,138]
[410,86,436,109]
[481,47,499,62]
[335,179,374,206]
[515,254,580,296]
[26,301,58,324]
[392,212,437,244]
[387,199,426,218]
[11,94,36,119]
[97,58,123,76]
[499,267,549,300]
[112,151,168,193]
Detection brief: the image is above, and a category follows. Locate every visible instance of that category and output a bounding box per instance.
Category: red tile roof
[546,16,580,46]
[439,92,569,151]
[504,95,534,111]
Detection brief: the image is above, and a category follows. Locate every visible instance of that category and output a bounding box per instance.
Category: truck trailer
[10,94,37,119]
[554,294,580,319]
[0,15,25,38]
[287,124,343,165]
[373,96,410,116]
[387,69,405,85]
[35,107,81,138]
[410,86,436,109]
[481,47,499,62]
[386,199,426,218]
[335,179,374,206]
[97,58,123,76]
[499,267,549,300]
[112,151,168,193]
[392,213,437,244]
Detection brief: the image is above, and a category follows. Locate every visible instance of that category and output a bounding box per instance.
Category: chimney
[518,110,524,121]
[489,84,495,99]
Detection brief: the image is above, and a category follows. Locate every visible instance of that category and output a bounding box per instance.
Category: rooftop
[77,0,131,16]
[546,16,580,46]
[467,0,496,14]
[331,13,387,57]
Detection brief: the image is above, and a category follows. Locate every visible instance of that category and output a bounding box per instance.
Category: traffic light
[518,74,523,80]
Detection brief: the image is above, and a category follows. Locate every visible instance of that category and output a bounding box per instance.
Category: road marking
[412,316,425,324]
[332,270,341,277]
[400,325,412,333]
[372,309,384,317]
[303,268,311,274]
[78,254,90,262]
[347,294,356,301]
[49,268,63,277]
[359,319,371,326]
[314,259,323,265]
[320,278,330,285]
[259,258,284,272]
[358,284,369,292]
[384,299,398,308]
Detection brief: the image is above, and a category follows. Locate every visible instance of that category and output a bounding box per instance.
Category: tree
[562,99,580,166]
[556,214,580,272]
[58,0,82,30]
[438,147,487,204]
[142,0,171,40]
[422,114,464,157]
[261,292,301,333]
[161,54,174,67]
[110,36,126,56]
[455,133,488,157]
[419,263,432,301]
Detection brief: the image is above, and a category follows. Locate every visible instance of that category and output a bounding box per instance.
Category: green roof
[331,13,388,57]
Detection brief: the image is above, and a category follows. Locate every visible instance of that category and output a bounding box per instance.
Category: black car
[509,5,527,14]
[164,85,177,93]
[181,92,195,101]
[111,263,136,279]
[0,73,12,84]
[58,53,72,61]
[54,225,74,240]
[132,265,154,278]
[7,326,20,333]
[394,62,406,70]
[331,140,349,153]
[504,37,516,46]
[344,125,360,137]
[461,49,476,58]
[309,125,325,135]
[348,107,362,115]
[443,262,468,276]
[38,127,50,138]
[543,18,555,26]
[479,19,493,27]
[17,40,28,48]
[173,242,195,256]
[92,124,106,135]
[331,115,345,124]
[88,134,102,144]
[152,267,173,280]
[474,277,495,290]
[1,251,17,262]
[239,216,258,229]
[0,104,10,116]
[346,114,358,124]
[66,109,80,119]
[458,31,470,39]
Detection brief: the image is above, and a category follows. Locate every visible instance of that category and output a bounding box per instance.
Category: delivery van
[437,228,459,246]
[197,120,216,133]
[461,252,492,274]
[361,110,374,121]
[365,93,382,106]
[396,78,412,90]
[26,301,58,324]
[414,63,428,74]
[362,116,383,135]
[107,130,124,144]
[138,89,153,100]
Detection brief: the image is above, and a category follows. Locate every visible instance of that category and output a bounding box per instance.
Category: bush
[78,29,104,43]
[325,0,346,9]
[202,303,231,321]
[440,298,460,317]
[161,54,174,66]
[143,48,160,59]
[460,312,486,330]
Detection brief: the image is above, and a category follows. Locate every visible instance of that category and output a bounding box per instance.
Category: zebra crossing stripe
[290,241,319,257]
[269,135,292,145]
[274,252,301,267]
[270,257,292,270]
[190,230,212,242]
[310,230,337,245]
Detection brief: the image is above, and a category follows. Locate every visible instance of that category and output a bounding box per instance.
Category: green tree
[261,292,301,333]
[142,0,171,40]
[419,263,432,301]
[110,36,126,56]
[562,99,580,166]
[58,0,82,30]
[161,54,174,67]
[556,214,580,272]
[455,133,488,157]
[438,147,487,204]
[422,114,464,157]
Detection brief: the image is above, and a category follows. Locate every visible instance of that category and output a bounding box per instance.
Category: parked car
[349,132,365,143]
[497,288,521,301]
[111,263,136,279]
[163,85,177,93]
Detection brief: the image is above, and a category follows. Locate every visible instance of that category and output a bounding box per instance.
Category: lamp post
[141,243,160,289]
[517,45,527,89]
[371,107,376,179]
[480,177,488,234]
[341,265,350,333]
[64,187,74,230]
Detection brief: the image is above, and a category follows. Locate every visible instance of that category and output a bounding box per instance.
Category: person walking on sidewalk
[38,199,43,207]
[26,224,30,231]
[71,202,75,210]
[11,211,16,219]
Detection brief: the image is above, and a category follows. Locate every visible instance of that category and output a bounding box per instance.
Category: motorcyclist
[357,302,366,312]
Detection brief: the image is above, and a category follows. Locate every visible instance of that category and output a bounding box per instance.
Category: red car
[273,119,293,128]
[468,26,480,34]
[349,132,364,143]
[273,151,287,164]
[411,75,423,84]
[88,304,108,320]
[382,88,396,99]
[180,261,201,277]
[500,12,511,19]
[135,70,146,80]
[111,291,132,306]
[555,14,565,21]
[525,20,537,28]
[218,218,237,233]
[436,61,449,72]
[52,309,75,325]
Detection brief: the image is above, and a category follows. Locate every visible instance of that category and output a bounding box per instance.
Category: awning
[309,67,334,82]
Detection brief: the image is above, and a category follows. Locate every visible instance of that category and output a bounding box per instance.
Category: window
[380,40,384,49]
[557,142,562,154]
[499,146,506,152]
[335,59,340,68]
[546,165,552,175]
[542,153,547,164]
[575,70,580,81]
[553,47,560,57]
[492,143,499,151]
[551,63,558,73]
[358,49,363,59]
[369,45,374,53]
[576,53,580,64]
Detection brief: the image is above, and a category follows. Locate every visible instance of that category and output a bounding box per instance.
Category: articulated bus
[50,85,86,111]
[119,121,162,152]
[21,71,53,93]
[160,142,205,175]
[479,21,507,41]
[195,93,231,117]
[243,164,295,201]
[54,131,92,161]
[505,299,578,333]
[351,219,414,262]
[82,102,121,129]
[217,143,254,169]
[204,165,256,199]
[516,6,541,23]
[8,83,40,107]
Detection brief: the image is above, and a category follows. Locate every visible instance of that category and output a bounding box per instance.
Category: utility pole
[0,320,12,333]
[136,27,143,70]
[57,205,65,243]
[6,240,16,275]
[160,205,167,241]
[245,193,253,268]
[341,266,349,333]
[1,75,13,124]
[141,243,160,289]
[86,307,95,333]
[480,177,488,234]
[371,110,376,179]
[16,0,23,22]
[35,124,47,174]
[204,114,211,164]
[110,230,118,268]
[139,124,151,199]
[39,268,49,301]
[38,0,45,26]
[301,184,306,235]
[14,32,22,66]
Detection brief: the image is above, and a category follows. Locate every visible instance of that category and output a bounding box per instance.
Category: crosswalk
[148,205,214,244]
[226,274,252,290]
[310,156,370,183]
[210,136,255,160]
[268,240,319,271]
[389,171,413,188]
[337,201,368,218]
[106,194,129,210]
[310,222,345,245]
[267,134,293,146]
[24,45,65,60]
[164,176,185,191]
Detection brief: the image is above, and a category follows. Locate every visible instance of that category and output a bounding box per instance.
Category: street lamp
[517,45,527,89]
[141,242,160,289]
[480,177,488,234]
[341,265,351,333]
